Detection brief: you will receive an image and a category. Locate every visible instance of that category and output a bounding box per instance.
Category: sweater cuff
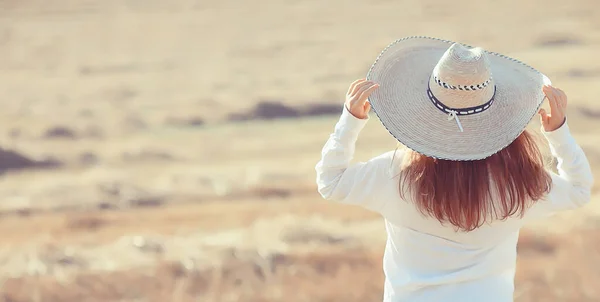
[335,105,369,138]
[541,118,574,147]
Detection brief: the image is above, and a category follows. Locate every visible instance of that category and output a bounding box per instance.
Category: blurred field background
[0,0,599,301]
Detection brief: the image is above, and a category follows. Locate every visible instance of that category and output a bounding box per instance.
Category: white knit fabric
[315,107,594,302]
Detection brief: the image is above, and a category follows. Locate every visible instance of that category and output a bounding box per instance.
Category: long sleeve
[315,106,395,214]
[527,119,594,217]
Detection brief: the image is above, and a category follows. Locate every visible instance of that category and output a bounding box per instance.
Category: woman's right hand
[539,85,567,132]
[345,79,379,120]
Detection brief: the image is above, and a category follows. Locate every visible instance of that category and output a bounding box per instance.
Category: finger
[538,108,549,124]
[356,83,377,104]
[358,83,379,103]
[544,86,560,115]
[348,79,367,95]
[347,79,366,95]
[363,101,371,113]
[552,87,566,114]
[561,89,568,105]
[350,79,370,96]
[556,88,567,108]
[353,82,376,99]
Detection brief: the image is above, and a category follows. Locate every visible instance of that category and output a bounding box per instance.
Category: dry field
[0,0,599,301]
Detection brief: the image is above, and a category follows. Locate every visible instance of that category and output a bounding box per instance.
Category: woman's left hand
[345,79,379,119]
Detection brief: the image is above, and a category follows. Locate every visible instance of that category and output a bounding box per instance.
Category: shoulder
[367,148,407,177]
[370,149,404,163]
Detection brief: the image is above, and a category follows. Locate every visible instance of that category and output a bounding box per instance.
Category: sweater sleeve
[315,106,395,214]
[527,119,594,218]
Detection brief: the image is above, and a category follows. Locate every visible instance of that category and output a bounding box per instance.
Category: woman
[315,37,594,302]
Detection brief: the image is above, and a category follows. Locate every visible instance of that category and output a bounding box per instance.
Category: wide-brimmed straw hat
[366,36,551,161]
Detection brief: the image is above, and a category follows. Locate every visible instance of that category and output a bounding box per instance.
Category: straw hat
[366,36,551,161]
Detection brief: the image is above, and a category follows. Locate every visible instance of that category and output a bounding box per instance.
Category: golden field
[0,0,599,301]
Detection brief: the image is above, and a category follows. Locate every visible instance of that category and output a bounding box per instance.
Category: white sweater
[315,107,594,302]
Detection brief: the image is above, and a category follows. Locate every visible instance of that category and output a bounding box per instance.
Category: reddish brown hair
[399,130,552,232]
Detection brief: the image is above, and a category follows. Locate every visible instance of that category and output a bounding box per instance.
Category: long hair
[399,130,553,232]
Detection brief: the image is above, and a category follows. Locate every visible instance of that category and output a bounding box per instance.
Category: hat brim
[366,36,550,161]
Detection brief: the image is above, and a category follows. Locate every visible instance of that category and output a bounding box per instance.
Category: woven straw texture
[366,36,551,161]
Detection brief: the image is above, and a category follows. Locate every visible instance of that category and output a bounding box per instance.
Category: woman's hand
[539,85,567,132]
[345,79,379,120]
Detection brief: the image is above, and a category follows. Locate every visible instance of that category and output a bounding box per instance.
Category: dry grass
[0,226,599,302]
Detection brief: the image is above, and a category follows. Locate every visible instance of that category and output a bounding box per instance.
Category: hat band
[434,75,492,91]
[427,82,496,116]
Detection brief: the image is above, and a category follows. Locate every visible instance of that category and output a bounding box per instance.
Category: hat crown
[428,43,495,111]
[433,43,492,88]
